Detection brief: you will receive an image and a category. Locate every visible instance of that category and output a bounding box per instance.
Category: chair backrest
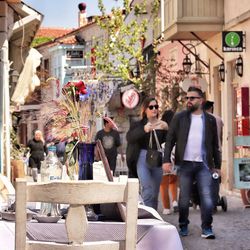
[15,178,139,250]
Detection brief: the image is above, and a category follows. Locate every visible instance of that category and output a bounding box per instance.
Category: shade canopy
[11,48,42,105]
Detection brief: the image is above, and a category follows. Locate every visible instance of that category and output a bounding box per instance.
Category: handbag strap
[148,131,153,149]
[153,129,162,151]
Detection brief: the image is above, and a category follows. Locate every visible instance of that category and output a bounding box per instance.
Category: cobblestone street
[160,193,250,250]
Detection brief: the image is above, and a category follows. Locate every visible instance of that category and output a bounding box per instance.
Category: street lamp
[182,55,192,74]
[218,62,225,82]
[235,55,243,77]
[180,42,209,75]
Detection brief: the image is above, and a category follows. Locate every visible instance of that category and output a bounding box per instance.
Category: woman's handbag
[146,130,163,168]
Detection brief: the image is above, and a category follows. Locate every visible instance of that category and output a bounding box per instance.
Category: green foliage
[94,0,160,91]
[10,130,28,160]
[31,37,53,47]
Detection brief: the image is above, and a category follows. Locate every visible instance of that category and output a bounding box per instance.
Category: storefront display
[233,87,250,206]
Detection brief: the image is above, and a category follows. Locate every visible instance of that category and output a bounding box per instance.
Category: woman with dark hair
[126,97,168,209]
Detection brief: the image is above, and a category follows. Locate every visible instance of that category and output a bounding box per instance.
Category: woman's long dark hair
[140,96,158,120]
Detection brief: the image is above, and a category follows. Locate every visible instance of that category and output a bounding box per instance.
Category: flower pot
[11,159,25,184]
[78,142,96,180]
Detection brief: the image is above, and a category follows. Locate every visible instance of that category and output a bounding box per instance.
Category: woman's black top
[126,119,167,150]
[27,139,47,161]
[126,118,167,177]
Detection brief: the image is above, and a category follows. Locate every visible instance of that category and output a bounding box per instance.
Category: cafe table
[0,204,183,250]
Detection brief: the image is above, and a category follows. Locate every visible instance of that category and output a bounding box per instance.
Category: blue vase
[78,142,95,180]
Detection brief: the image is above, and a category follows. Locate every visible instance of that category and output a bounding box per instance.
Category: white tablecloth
[0,220,15,250]
[137,219,183,250]
[0,218,183,250]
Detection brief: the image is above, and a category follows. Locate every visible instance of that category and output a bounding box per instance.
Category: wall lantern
[182,55,192,74]
[218,62,225,82]
[180,42,209,75]
[235,55,243,77]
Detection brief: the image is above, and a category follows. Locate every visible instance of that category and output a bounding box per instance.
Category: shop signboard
[234,157,250,189]
[66,50,83,59]
[122,89,139,109]
[222,31,244,52]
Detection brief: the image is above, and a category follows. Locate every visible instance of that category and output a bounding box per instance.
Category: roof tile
[36,27,75,39]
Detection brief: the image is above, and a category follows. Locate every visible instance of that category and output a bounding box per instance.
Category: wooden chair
[15,178,139,250]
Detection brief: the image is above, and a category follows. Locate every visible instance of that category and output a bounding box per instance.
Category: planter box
[11,159,25,183]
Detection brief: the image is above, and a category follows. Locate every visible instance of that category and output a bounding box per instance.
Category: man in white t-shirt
[163,87,221,239]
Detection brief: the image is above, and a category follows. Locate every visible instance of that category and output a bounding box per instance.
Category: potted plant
[10,130,28,183]
[44,80,99,180]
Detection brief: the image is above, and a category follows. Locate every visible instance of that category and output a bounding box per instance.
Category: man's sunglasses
[148,105,159,110]
[185,96,201,101]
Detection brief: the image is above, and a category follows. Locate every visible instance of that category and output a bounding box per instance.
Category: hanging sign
[122,89,139,109]
[222,31,244,52]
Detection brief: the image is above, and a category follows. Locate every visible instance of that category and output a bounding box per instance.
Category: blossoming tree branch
[93,0,160,94]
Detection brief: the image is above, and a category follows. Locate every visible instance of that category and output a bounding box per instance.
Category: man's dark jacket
[163,110,221,169]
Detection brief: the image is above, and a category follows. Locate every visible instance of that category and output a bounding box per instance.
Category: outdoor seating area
[0,176,183,250]
[5,1,250,249]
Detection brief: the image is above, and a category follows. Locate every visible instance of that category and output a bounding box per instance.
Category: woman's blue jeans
[178,161,214,230]
[137,150,163,210]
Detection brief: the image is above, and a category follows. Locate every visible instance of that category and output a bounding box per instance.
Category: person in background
[126,97,168,210]
[27,130,48,182]
[163,86,221,239]
[203,101,224,153]
[203,100,224,212]
[95,117,123,175]
[126,117,141,178]
[55,140,67,164]
[160,109,178,214]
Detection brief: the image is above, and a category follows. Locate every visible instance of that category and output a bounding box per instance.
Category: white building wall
[224,0,250,24]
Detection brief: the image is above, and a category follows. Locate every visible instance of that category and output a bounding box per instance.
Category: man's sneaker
[179,226,188,237]
[172,200,179,213]
[201,228,215,239]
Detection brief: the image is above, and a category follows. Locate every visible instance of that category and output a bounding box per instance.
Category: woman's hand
[162,162,173,174]
[144,123,153,133]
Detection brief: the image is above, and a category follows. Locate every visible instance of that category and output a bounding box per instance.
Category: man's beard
[187,103,199,112]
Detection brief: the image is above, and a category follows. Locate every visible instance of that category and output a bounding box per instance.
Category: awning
[8,2,43,73]
[11,48,42,105]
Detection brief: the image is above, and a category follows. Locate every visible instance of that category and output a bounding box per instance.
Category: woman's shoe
[162,208,172,215]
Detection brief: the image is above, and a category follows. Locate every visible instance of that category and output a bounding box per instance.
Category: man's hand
[162,162,173,174]
[212,168,221,176]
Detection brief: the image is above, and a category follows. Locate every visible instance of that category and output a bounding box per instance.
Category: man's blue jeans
[137,150,163,210]
[178,161,214,230]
